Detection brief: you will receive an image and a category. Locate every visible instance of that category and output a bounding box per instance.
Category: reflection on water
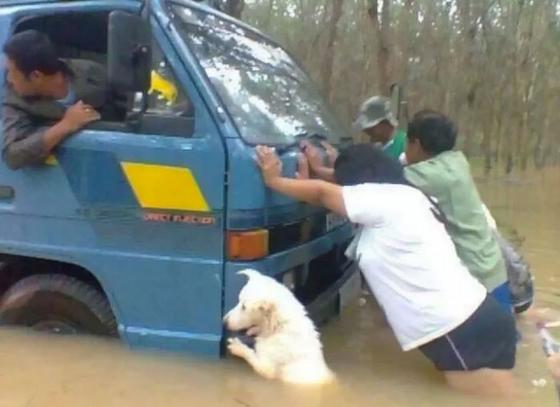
[0,168,558,407]
[479,166,560,403]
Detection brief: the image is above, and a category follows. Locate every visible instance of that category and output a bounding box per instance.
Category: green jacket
[383,129,407,161]
[404,151,507,291]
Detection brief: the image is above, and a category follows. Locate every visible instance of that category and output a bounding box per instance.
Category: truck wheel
[0,274,117,336]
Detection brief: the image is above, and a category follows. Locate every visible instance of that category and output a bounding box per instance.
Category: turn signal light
[227,229,269,261]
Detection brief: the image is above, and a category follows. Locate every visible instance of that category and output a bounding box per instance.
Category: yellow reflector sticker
[45,155,58,166]
[121,162,210,212]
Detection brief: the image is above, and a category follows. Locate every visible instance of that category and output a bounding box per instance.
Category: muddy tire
[0,274,117,336]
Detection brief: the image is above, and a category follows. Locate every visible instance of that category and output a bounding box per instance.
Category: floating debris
[537,323,560,356]
[532,378,548,388]
[545,321,560,329]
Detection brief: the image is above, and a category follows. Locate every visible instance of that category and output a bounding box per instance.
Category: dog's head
[224,269,292,336]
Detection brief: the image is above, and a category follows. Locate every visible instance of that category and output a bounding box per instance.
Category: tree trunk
[534,99,552,169]
[457,0,478,158]
[263,0,275,29]
[399,0,414,85]
[322,0,344,101]
[221,0,245,19]
[368,0,392,95]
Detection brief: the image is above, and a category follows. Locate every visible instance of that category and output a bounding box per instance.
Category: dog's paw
[227,337,250,358]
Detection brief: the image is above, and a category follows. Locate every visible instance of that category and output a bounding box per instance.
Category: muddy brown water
[0,168,559,407]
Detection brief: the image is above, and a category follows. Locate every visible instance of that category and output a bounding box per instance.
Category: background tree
[231,0,560,174]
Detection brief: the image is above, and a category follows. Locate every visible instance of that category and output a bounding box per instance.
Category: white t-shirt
[343,183,487,351]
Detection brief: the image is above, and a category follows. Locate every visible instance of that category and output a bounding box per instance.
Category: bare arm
[310,165,336,182]
[256,146,347,217]
[300,141,337,182]
[267,177,346,216]
[42,121,77,154]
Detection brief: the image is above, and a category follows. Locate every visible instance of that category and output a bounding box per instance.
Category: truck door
[0,3,227,354]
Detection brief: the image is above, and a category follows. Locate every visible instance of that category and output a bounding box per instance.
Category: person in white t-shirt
[255,143,517,397]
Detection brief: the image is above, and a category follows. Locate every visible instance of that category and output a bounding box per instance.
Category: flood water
[0,168,559,407]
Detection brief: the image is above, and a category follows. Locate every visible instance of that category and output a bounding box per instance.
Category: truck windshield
[169,3,351,145]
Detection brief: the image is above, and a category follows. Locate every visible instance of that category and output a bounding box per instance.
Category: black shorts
[419,295,516,371]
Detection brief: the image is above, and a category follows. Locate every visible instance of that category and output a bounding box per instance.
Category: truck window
[144,40,193,118]
[13,11,194,137]
[14,12,110,66]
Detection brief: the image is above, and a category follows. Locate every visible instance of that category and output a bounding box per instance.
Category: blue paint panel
[226,138,305,209]
[0,16,10,101]
[0,220,225,355]
[123,327,221,357]
[57,148,138,208]
[0,0,140,17]
[90,211,224,259]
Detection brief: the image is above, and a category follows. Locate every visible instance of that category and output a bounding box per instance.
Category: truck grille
[278,240,351,305]
[268,213,326,254]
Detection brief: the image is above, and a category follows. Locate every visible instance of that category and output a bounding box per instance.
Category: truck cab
[0,0,358,357]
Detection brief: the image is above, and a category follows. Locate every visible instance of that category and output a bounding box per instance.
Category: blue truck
[0,0,359,357]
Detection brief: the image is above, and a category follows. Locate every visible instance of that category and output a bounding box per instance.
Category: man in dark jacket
[2,30,114,169]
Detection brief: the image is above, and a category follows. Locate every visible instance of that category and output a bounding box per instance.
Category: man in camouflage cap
[301,95,408,180]
[353,96,407,162]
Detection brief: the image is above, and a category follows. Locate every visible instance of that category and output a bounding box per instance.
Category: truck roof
[0,0,281,55]
[0,0,141,3]
[0,0,111,5]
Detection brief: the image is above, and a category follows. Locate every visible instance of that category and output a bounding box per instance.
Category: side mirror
[107,11,152,94]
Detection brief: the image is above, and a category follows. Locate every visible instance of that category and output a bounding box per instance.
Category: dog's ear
[254,300,280,334]
[238,269,262,281]
[255,300,276,316]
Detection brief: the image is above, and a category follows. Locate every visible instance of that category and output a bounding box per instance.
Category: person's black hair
[3,30,67,77]
[407,110,457,155]
[334,143,448,224]
[334,143,409,186]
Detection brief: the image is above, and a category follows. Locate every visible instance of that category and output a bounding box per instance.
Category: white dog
[224,269,335,385]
